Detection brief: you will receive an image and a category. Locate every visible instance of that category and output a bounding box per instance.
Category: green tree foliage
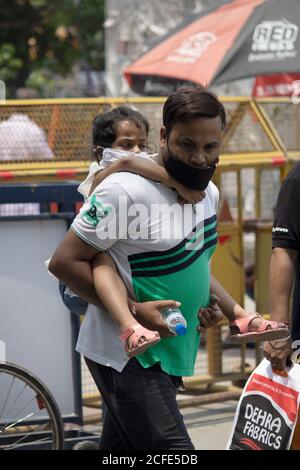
[0,0,105,97]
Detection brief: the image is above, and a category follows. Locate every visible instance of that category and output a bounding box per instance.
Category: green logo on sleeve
[82,195,112,226]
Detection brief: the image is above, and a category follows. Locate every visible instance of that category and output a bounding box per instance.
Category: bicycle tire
[0,362,64,450]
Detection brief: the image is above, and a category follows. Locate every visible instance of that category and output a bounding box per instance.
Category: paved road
[182,400,238,450]
[81,399,238,450]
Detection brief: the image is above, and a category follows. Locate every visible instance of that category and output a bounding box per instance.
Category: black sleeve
[272,177,300,251]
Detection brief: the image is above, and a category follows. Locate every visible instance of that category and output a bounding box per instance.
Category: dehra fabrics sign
[227,359,300,450]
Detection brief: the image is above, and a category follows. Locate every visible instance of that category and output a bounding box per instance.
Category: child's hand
[174,182,205,204]
[197,294,224,331]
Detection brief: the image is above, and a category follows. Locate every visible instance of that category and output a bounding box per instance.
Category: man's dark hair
[92,106,150,160]
[163,87,226,135]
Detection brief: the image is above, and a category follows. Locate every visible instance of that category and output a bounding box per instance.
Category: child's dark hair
[163,87,226,135]
[92,106,150,161]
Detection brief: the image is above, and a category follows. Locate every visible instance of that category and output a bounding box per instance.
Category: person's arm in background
[263,248,295,371]
[269,247,297,323]
[263,173,300,370]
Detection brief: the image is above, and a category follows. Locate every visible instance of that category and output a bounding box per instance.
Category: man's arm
[49,229,101,307]
[269,247,297,323]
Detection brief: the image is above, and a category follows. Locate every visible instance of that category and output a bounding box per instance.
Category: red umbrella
[124,0,300,95]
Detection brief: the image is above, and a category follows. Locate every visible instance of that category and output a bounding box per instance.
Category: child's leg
[92,251,135,331]
[92,252,160,356]
[210,276,289,343]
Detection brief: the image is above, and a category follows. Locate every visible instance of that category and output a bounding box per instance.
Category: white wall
[0,219,77,418]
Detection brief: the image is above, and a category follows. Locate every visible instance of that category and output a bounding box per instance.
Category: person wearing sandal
[49,88,287,450]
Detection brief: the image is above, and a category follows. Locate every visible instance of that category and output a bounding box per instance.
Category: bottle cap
[175,323,186,336]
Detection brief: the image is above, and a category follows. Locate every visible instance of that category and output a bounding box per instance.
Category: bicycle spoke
[4,435,52,450]
[3,420,52,450]
[0,374,15,420]
[11,382,28,408]
[0,376,33,431]
[1,412,34,432]
[0,396,36,433]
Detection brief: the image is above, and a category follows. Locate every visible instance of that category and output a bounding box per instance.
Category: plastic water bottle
[161,307,187,336]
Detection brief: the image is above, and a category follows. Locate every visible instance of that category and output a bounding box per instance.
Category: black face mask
[164,143,217,190]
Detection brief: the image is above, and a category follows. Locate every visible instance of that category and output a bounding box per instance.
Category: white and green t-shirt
[72,170,218,376]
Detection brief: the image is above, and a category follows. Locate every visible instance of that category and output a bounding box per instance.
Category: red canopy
[124,0,264,91]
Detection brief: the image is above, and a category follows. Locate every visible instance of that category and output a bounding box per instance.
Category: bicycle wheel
[0,362,64,450]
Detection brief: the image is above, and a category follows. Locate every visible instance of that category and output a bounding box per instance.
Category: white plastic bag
[227,358,300,450]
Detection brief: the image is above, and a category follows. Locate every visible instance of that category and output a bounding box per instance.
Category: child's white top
[78,148,153,200]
